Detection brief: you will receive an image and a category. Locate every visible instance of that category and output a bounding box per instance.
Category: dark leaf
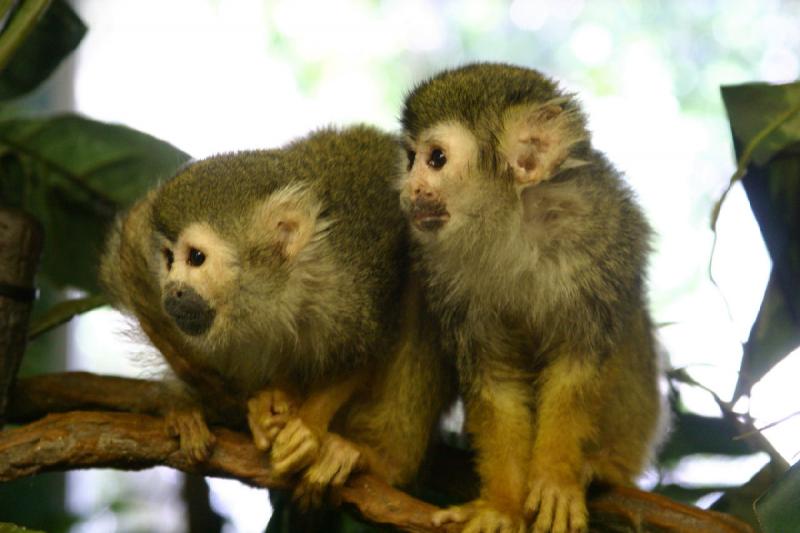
[0,0,87,100]
[0,114,190,290]
[658,411,752,465]
[755,459,800,533]
[721,82,800,399]
[721,81,800,166]
[737,269,800,398]
[713,460,786,531]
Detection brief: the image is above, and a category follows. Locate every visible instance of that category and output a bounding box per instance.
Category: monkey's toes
[247,406,289,452]
[432,499,489,526]
[292,433,364,509]
[432,505,469,526]
[525,480,587,533]
[270,418,320,476]
[247,388,295,451]
[164,408,216,463]
[442,503,524,533]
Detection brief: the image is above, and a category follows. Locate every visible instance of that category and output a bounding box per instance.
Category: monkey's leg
[247,387,296,451]
[270,372,365,477]
[433,377,532,533]
[525,355,598,533]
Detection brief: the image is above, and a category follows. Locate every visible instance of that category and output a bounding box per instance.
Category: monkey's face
[399,121,488,240]
[399,100,590,246]
[157,222,240,339]
[153,183,323,352]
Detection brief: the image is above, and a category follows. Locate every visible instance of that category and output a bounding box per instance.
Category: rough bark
[0,208,43,424]
[1,372,754,533]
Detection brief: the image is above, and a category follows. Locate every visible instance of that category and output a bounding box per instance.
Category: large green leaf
[722,81,800,166]
[0,114,190,290]
[720,82,800,399]
[0,0,87,100]
[755,460,800,533]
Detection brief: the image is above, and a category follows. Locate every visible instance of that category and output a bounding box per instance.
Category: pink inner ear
[535,104,562,122]
[517,152,537,172]
[276,219,298,243]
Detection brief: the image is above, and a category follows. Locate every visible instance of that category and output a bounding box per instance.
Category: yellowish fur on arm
[470,377,535,514]
[297,372,366,433]
[528,355,598,485]
[526,354,599,532]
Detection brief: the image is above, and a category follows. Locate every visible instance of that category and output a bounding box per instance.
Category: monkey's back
[282,125,409,312]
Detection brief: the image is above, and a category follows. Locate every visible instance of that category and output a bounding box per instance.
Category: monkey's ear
[500,99,588,189]
[272,210,315,259]
[250,186,319,261]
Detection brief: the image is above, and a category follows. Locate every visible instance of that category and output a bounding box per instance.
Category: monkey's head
[149,154,327,353]
[398,63,590,240]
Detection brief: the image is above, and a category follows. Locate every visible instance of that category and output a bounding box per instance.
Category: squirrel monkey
[100,125,452,505]
[398,63,664,533]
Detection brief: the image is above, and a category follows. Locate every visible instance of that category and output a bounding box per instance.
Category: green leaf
[721,81,800,167]
[27,293,107,339]
[713,460,786,530]
[0,114,191,290]
[755,460,800,533]
[0,523,46,533]
[736,270,800,398]
[721,82,800,399]
[0,0,87,100]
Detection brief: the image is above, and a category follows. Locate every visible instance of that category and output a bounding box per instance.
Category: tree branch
[0,208,44,424]
[2,372,755,533]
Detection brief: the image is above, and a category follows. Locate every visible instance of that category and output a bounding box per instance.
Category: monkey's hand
[292,432,365,509]
[525,477,588,533]
[247,388,295,451]
[164,407,216,463]
[432,500,526,533]
[270,417,322,478]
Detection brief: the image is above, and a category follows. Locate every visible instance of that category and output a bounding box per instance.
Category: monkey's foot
[432,500,526,533]
[293,433,364,509]
[164,408,216,463]
[270,417,321,477]
[525,478,588,533]
[247,388,294,451]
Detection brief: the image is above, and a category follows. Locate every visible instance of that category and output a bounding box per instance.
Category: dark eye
[427,148,446,170]
[188,248,206,267]
[163,248,174,270]
[406,150,416,171]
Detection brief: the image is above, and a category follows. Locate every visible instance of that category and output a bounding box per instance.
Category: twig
[668,368,789,470]
[735,410,800,440]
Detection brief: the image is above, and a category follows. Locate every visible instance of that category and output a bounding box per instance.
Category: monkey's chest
[446,304,550,387]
